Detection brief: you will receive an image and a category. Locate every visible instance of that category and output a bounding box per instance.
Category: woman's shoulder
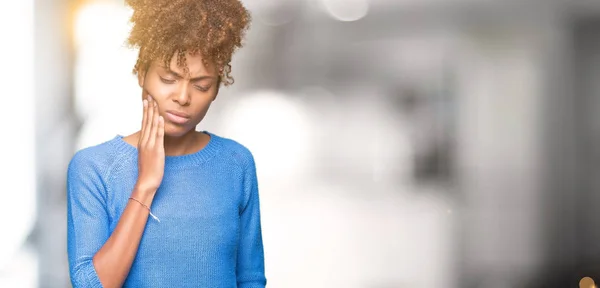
[209,133,255,169]
[67,136,127,178]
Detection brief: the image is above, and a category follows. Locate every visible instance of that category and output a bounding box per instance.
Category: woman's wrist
[131,183,157,203]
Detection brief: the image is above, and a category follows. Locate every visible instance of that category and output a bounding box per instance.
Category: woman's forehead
[164,52,217,76]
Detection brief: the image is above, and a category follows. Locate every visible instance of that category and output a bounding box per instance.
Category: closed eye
[194,85,211,92]
[160,77,176,84]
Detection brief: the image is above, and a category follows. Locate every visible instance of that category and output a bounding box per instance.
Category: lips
[166,110,191,118]
[165,110,191,125]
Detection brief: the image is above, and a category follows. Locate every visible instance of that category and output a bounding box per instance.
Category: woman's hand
[85,96,165,288]
[135,96,165,194]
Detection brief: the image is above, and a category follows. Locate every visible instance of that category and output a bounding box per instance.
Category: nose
[173,83,191,106]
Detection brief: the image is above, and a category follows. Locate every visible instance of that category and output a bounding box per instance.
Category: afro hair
[125,0,251,86]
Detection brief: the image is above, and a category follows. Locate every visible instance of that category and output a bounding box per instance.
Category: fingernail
[143,99,148,106]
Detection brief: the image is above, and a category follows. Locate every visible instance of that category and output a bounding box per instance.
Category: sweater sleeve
[236,153,267,287]
[66,150,110,288]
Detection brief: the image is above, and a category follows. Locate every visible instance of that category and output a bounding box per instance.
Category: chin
[164,124,193,137]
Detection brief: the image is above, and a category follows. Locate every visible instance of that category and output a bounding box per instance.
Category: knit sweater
[66,132,266,288]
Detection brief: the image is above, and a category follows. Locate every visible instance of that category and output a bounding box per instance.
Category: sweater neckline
[110,131,222,168]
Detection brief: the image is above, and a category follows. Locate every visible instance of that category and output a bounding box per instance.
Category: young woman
[66,0,265,287]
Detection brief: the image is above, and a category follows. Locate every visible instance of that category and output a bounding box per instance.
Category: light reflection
[0,0,36,280]
[220,90,313,182]
[321,0,369,22]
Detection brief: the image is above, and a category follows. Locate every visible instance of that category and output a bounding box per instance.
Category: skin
[128,50,220,155]
[91,51,220,288]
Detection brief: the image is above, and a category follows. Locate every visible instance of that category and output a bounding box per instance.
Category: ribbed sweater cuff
[81,262,103,288]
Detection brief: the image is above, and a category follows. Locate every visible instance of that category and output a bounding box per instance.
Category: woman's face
[138,52,219,137]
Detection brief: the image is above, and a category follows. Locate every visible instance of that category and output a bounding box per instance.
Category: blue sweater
[66,132,266,287]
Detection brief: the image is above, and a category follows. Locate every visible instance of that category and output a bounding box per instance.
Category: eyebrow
[164,67,215,82]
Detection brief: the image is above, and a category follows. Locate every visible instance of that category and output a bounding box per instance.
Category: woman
[66,0,265,287]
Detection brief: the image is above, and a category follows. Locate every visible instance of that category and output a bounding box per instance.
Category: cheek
[190,102,211,123]
[195,94,216,115]
[144,81,176,101]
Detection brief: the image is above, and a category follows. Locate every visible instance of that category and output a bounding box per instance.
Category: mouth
[165,110,191,125]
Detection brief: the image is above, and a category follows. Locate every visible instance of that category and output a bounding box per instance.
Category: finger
[157,116,165,150]
[149,101,159,147]
[144,97,155,145]
[139,99,149,146]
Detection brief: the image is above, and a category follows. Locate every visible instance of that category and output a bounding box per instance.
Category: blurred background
[2,0,600,287]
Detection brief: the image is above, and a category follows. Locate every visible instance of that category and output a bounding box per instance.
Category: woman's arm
[68,97,165,288]
[236,152,267,288]
[68,169,157,288]
[90,185,157,288]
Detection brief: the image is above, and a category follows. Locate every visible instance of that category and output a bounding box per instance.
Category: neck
[163,129,204,156]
